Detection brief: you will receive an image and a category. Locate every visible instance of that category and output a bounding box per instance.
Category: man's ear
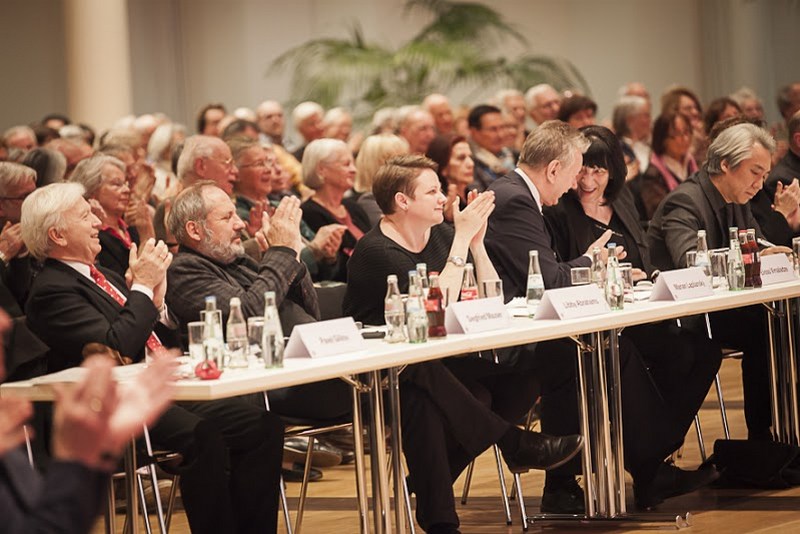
[47,226,67,247]
[720,158,729,174]
[545,159,561,184]
[185,220,203,242]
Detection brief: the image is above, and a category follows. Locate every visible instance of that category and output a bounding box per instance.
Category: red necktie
[89,265,163,351]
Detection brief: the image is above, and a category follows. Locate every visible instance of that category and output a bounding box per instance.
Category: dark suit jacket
[544,187,655,275]
[764,149,800,199]
[0,449,107,534]
[485,170,591,301]
[647,169,762,272]
[26,259,173,372]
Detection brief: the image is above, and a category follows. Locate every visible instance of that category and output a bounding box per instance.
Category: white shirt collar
[514,167,543,214]
[58,259,92,281]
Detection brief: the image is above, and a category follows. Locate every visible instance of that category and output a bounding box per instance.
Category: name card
[649,267,713,301]
[285,317,365,359]
[760,253,796,285]
[534,285,610,320]
[445,297,511,334]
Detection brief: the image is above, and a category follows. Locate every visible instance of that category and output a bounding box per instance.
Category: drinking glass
[187,321,206,362]
[570,267,591,286]
[685,250,697,268]
[711,250,729,290]
[481,279,503,299]
[619,264,634,302]
[247,317,265,360]
[793,237,800,277]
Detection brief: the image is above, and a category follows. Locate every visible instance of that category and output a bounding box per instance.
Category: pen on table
[757,237,777,248]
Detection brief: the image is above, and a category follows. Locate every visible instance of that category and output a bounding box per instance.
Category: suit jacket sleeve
[0,451,107,534]
[658,191,704,270]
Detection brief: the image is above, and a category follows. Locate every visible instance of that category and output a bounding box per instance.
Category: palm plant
[271,0,589,120]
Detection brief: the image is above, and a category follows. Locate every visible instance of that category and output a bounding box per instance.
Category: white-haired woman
[69,154,154,276]
[301,138,371,280]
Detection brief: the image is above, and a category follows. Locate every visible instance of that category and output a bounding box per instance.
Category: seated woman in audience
[631,110,698,221]
[661,86,707,159]
[353,133,409,227]
[69,154,155,276]
[21,147,67,186]
[704,97,741,138]
[301,139,371,281]
[544,125,722,508]
[345,155,583,529]
[228,136,346,281]
[425,135,476,223]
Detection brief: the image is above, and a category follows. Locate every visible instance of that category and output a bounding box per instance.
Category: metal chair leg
[714,372,731,439]
[460,460,475,505]
[694,414,707,461]
[165,475,179,532]
[141,426,168,534]
[136,470,153,534]
[492,444,513,525]
[280,476,293,534]
[401,464,416,534]
[512,473,529,531]
[106,478,117,534]
[294,437,316,534]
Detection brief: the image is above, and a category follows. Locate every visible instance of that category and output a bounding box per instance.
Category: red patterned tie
[89,265,164,351]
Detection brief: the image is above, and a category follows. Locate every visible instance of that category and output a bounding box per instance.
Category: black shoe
[426,523,461,534]
[541,479,586,514]
[634,462,719,510]
[283,437,343,468]
[317,437,356,465]
[282,462,323,483]
[503,432,584,473]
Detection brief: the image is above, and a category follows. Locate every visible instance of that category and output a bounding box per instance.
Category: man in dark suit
[0,307,176,534]
[486,121,717,511]
[21,182,285,534]
[648,122,780,440]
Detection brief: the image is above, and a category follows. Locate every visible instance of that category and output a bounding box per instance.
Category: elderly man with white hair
[524,84,561,129]
[291,101,325,161]
[422,93,455,136]
[397,105,436,155]
[22,181,285,534]
[2,126,37,159]
[613,95,652,170]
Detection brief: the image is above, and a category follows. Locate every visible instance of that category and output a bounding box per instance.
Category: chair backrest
[314,282,347,321]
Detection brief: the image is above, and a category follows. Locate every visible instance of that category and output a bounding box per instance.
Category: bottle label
[460,287,479,301]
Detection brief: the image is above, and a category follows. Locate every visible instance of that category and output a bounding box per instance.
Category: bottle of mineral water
[406,271,429,343]
[226,297,249,368]
[262,291,285,368]
[727,227,745,290]
[202,296,225,368]
[695,230,711,281]
[384,274,407,343]
[605,244,624,310]
[526,250,545,316]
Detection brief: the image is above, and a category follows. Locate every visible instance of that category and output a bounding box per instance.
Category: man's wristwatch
[448,255,466,267]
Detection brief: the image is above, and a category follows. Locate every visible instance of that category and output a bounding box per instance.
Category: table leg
[367,371,392,533]
[575,334,597,517]
[125,438,139,534]
[784,299,800,445]
[607,329,627,515]
[350,377,371,534]
[592,332,610,516]
[766,302,785,440]
[387,367,407,532]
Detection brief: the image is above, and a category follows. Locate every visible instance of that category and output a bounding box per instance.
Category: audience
[557,94,597,129]
[525,84,562,130]
[423,93,455,136]
[291,101,325,161]
[425,135,475,221]
[467,105,515,190]
[353,133,410,226]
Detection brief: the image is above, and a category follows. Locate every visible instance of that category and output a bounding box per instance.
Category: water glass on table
[247,317,265,362]
[710,249,729,290]
[619,263,634,302]
[187,321,206,362]
[570,267,591,286]
[482,279,504,299]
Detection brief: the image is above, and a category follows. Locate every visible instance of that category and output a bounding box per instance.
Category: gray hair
[0,162,37,197]
[147,122,177,162]
[302,138,348,190]
[176,135,220,184]
[524,84,556,108]
[292,101,324,130]
[705,123,776,175]
[518,120,590,169]
[166,180,216,245]
[729,87,762,108]
[20,182,85,260]
[493,89,524,112]
[2,125,36,145]
[612,96,649,137]
[322,107,351,127]
[69,154,126,198]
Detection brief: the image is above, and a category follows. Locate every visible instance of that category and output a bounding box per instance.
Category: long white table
[4,280,800,532]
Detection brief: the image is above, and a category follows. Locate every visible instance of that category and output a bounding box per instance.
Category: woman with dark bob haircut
[543,124,722,508]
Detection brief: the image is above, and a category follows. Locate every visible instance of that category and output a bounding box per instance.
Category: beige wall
[1,0,798,134]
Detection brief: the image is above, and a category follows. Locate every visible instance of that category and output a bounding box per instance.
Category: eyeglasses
[206,156,235,169]
[580,165,609,178]
[103,180,130,190]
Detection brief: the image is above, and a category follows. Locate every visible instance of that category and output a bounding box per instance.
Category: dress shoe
[282,462,323,483]
[283,437,343,467]
[634,462,719,510]
[503,432,584,473]
[541,478,586,514]
[317,437,356,465]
